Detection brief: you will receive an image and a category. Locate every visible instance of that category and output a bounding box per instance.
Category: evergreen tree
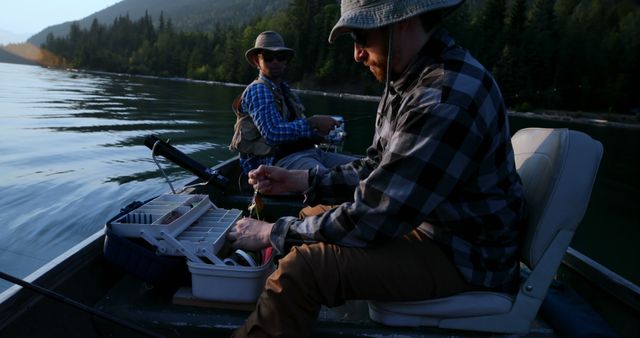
[444,2,474,49]
[473,0,506,67]
[494,0,527,109]
[505,0,527,45]
[613,1,640,112]
[521,0,558,107]
[38,1,640,114]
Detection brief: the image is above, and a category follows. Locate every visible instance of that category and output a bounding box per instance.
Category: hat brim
[245,47,295,66]
[328,0,464,43]
[328,12,383,44]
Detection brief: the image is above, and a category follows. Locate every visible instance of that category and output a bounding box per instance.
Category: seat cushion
[369,291,514,318]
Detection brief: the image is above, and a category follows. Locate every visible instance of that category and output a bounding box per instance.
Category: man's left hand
[227,217,274,251]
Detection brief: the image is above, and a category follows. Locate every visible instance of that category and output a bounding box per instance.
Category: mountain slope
[0,29,31,45]
[28,0,290,46]
[0,47,36,65]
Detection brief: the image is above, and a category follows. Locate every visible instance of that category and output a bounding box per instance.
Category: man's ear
[251,55,261,69]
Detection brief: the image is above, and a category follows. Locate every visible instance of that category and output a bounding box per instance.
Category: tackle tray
[110,194,212,238]
[139,206,243,265]
[108,194,243,264]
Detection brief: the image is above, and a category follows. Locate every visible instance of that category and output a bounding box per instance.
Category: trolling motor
[143,135,229,189]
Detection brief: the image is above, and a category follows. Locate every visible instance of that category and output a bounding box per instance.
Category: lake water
[0,62,637,294]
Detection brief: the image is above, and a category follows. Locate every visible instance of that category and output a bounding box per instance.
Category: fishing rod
[0,270,165,338]
[144,135,229,188]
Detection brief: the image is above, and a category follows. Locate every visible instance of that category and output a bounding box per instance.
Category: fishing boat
[0,129,637,338]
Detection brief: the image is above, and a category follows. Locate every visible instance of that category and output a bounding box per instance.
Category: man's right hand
[248,165,308,195]
[227,217,273,251]
[307,115,339,134]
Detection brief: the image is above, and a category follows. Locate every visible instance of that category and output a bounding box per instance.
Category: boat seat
[368,128,604,334]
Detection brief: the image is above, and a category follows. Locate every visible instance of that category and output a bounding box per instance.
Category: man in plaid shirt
[228,1,526,337]
[238,73,311,174]
[231,31,355,176]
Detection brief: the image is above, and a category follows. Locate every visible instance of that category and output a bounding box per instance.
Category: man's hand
[248,165,308,195]
[307,115,339,135]
[227,217,273,251]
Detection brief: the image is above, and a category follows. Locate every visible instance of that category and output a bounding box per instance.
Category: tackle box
[105,193,274,303]
[109,194,211,238]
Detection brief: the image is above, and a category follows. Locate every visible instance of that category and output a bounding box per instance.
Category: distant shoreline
[507,110,640,130]
[79,68,640,130]
[81,68,382,103]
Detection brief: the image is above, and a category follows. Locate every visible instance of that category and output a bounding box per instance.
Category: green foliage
[41,0,640,113]
[451,0,640,113]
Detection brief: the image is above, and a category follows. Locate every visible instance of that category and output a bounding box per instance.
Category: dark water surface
[0,62,637,294]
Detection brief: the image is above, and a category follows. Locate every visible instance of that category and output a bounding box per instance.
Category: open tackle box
[104,193,274,303]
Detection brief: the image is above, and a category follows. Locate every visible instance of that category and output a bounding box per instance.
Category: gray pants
[275,147,356,171]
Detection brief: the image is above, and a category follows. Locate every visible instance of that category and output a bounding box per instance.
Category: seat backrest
[512,128,603,269]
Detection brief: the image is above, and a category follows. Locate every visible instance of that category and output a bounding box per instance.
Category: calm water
[0,62,637,295]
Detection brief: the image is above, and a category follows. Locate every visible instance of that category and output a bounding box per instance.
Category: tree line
[42,0,640,114]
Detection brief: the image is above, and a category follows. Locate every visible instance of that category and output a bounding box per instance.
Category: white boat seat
[368,128,604,334]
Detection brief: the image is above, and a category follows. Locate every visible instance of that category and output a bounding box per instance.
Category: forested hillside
[28,0,290,46]
[40,0,640,114]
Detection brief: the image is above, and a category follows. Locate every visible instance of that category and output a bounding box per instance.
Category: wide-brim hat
[245,31,295,66]
[329,0,464,43]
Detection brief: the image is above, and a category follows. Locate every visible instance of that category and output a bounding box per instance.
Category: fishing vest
[229,78,310,157]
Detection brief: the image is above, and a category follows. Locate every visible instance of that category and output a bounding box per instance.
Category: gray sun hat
[328,0,464,43]
[245,31,295,66]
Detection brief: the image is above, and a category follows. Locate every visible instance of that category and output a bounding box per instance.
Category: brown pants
[232,227,472,337]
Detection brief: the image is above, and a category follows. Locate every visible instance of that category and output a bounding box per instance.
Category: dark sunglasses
[261,52,289,63]
[349,30,367,47]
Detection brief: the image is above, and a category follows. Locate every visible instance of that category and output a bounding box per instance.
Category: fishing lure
[247,188,264,220]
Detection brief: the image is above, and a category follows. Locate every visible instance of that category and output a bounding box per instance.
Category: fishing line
[342,116,375,122]
[152,140,177,194]
[378,24,394,119]
[0,270,165,338]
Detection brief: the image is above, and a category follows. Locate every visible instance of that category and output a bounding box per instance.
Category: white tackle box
[109,193,274,303]
[110,194,212,238]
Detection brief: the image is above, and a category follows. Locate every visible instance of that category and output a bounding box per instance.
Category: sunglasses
[260,52,289,63]
[350,30,367,47]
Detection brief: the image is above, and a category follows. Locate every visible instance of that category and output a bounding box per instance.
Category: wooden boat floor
[94,274,556,337]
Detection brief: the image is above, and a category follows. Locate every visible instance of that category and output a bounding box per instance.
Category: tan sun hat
[245,31,295,66]
[328,0,464,43]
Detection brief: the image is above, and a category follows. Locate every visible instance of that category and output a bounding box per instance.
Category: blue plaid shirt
[270,28,526,292]
[239,74,315,174]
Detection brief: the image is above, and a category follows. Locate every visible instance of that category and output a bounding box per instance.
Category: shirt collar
[259,73,276,87]
[258,73,289,92]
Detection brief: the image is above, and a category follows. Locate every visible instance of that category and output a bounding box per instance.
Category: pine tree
[521,0,558,107]
[473,0,506,67]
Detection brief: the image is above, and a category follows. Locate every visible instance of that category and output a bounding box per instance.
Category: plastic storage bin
[188,259,274,303]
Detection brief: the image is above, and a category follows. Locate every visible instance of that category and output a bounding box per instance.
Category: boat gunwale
[564,247,640,312]
[0,229,106,330]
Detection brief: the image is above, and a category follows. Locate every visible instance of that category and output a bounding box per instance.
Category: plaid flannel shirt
[270,28,526,292]
[239,74,314,174]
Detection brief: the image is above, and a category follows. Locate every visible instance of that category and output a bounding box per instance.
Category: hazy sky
[0,0,120,37]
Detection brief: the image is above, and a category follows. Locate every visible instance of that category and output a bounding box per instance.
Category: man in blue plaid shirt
[230,31,355,176]
[228,1,527,337]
